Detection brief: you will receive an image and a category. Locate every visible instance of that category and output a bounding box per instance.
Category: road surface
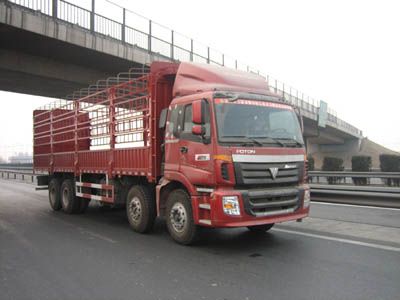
[0,179,399,300]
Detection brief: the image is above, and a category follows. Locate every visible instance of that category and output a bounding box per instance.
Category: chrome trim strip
[232,154,304,163]
[197,187,214,193]
[254,207,297,217]
[165,139,179,144]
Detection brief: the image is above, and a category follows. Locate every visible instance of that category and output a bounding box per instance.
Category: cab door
[177,100,214,187]
[163,104,181,173]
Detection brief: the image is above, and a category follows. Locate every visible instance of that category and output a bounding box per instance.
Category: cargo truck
[34,62,310,244]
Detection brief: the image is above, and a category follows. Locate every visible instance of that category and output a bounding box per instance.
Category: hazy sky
[1,0,399,159]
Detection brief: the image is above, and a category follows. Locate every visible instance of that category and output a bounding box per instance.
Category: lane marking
[312,201,400,211]
[273,227,400,252]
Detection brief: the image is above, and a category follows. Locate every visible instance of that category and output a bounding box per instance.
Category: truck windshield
[214,99,304,147]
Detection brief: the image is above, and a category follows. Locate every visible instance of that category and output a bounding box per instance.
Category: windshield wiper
[248,136,285,147]
[227,95,240,102]
[221,135,263,146]
[221,135,303,147]
[246,138,263,146]
[250,136,303,147]
[275,138,304,147]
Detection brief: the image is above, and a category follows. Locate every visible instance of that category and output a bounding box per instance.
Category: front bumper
[194,185,310,227]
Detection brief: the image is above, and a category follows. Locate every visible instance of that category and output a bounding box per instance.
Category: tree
[322,157,344,184]
[351,156,371,185]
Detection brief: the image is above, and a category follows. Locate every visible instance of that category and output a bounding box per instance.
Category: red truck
[34,62,310,244]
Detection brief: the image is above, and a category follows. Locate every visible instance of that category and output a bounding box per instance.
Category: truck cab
[157,63,310,244]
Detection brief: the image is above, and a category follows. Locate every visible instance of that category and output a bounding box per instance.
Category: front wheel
[166,189,198,245]
[247,223,275,233]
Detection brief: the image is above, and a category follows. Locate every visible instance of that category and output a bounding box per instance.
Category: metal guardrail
[1,168,398,208]
[0,164,33,170]
[0,169,36,183]
[310,184,400,199]
[309,171,400,199]
[2,167,399,197]
[4,0,362,137]
[309,171,400,179]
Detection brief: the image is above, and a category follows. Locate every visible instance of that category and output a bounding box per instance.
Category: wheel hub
[170,202,186,233]
[129,197,142,221]
[50,187,56,204]
[62,188,69,207]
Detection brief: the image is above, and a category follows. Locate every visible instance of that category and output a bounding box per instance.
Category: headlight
[222,196,241,216]
[303,189,310,208]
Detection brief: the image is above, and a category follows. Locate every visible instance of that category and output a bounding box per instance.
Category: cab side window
[180,102,211,142]
[166,106,181,138]
[182,105,193,133]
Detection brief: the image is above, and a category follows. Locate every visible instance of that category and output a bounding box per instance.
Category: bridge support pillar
[307,138,362,169]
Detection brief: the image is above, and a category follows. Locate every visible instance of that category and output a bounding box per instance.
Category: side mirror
[192,99,206,124]
[159,108,168,129]
[192,125,205,136]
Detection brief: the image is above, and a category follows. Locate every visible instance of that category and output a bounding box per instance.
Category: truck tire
[247,223,275,233]
[126,185,156,233]
[48,178,62,211]
[61,179,80,214]
[166,189,198,245]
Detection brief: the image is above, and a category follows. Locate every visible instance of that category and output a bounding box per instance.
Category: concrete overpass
[0,0,362,149]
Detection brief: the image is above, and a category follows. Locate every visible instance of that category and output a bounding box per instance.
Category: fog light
[303,189,311,208]
[222,196,241,216]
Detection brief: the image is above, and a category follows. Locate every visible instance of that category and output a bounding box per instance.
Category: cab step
[199,203,211,210]
[199,219,212,225]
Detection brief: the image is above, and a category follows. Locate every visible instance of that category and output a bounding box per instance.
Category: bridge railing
[8,0,51,15]
[5,0,362,137]
[58,0,90,29]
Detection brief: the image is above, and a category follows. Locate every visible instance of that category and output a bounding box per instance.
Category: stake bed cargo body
[34,62,310,244]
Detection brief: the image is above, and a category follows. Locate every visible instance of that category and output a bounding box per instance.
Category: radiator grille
[234,162,303,188]
[243,188,300,217]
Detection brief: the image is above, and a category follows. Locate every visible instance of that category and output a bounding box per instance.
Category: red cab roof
[172,62,271,98]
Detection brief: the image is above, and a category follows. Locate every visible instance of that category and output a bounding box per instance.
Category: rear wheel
[126,185,156,233]
[166,189,198,245]
[48,178,62,211]
[247,223,274,233]
[61,179,80,214]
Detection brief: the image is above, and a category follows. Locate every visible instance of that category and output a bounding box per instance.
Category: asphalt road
[1,180,400,300]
